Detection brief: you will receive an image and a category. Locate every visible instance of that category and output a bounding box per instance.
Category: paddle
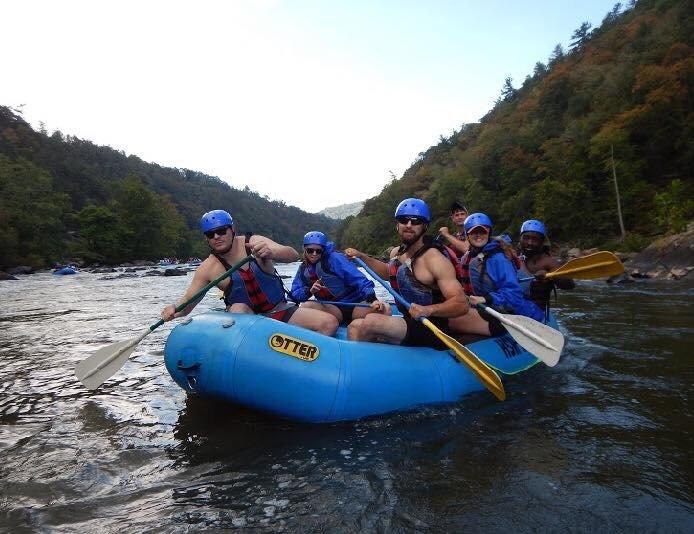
[316,300,372,308]
[75,255,253,390]
[519,251,624,282]
[354,258,506,401]
[314,299,397,308]
[472,302,564,367]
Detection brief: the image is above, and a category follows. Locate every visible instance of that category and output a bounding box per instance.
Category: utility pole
[610,144,626,242]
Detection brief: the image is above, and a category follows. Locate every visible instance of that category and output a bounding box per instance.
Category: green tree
[0,155,70,268]
[654,179,694,234]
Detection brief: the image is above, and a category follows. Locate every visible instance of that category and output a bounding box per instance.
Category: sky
[1,0,618,213]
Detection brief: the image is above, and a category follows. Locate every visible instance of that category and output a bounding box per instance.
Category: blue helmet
[520,219,546,237]
[200,210,234,233]
[303,231,327,247]
[464,212,492,233]
[394,198,431,222]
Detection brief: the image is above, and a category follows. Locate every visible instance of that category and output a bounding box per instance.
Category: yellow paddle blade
[421,318,506,401]
[546,251,624,280]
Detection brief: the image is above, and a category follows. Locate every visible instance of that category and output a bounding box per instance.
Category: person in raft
[345,198,469,348]
[290,231,387,324]
[447,212,545,336]
[160,209,338,336]
[438,200,470,258]
[517,219,575,315]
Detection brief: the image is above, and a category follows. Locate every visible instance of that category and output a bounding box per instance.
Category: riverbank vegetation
[0,107,338,269]
[339,0,693,254]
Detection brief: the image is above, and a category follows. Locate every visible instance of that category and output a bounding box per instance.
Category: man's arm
[439,228,469,254]
[409,251,469,319]
[344,248,389,280]
[543,256,575,290]
[248,234,299,263]
[160,262,214,321]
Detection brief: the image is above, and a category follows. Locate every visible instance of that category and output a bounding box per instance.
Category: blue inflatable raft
[53,267,77,275]
[164,311,558,423]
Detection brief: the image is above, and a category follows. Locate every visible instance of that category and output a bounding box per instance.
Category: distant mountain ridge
[318,201,364,220]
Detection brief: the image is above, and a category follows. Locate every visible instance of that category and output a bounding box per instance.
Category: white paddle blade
[501,315,564,366]
[75,332,147,390]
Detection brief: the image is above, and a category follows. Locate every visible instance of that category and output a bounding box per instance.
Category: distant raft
[164,311,559,423]
[53,267,78,275]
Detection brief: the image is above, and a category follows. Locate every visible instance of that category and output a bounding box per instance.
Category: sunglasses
[204,226,231,239]
[396,216,426,226]
[304,247,323,255]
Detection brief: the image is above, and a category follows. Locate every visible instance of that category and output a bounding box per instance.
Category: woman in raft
[290,231,387,324]
[449,212,545,336]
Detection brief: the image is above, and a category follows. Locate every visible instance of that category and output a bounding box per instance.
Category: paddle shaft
[314,300,395,308]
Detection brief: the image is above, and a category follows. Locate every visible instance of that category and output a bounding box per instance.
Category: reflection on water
[0,267,692,531]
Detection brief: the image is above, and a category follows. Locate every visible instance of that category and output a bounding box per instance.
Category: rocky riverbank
[0,260,194,281]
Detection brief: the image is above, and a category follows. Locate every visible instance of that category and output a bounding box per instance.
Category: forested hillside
[340,0,693,254]
[0,107,338,268]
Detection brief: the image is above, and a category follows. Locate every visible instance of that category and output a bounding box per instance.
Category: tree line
[0,107,338,268]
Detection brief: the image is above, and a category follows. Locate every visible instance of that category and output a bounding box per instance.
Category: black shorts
[263,304,299,323]
[333,304,354,324]
[402,316,449,350]
[476,306,506,336]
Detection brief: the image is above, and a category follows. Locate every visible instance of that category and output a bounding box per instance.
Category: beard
[521,244,541,258]
[400,226,427,247]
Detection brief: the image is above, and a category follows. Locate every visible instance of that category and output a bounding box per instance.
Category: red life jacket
[459,253,475,296]
[307,269,336,300]
[237,266,277,313]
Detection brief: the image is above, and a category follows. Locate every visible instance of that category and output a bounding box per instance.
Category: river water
[1,265,692,532]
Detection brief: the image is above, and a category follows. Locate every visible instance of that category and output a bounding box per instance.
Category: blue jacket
[468,241,544,322]
[291,243,376,303]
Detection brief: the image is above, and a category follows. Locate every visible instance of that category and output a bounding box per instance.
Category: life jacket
[388,241,448,315]
[516,258,534,297]
[460,236,523,295]
[214,236,287,313]
[305,264,337,300]
[518,250,555,317]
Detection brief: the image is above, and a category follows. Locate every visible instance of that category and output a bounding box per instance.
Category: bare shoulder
[542,253,562,271]
[422,247,450,265]
[421,247,455,274]
[196,256,217,277]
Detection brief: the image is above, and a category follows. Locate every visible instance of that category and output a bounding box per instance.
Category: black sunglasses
[204,226,231,239]
[396,216,426,226]
[304,247,323,255]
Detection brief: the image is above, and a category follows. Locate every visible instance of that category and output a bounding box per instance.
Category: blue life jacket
[388,253,443,315]
[516,258,534,297]
[463,241,545,322]
[291,245,376,304]
[215,254,286,312]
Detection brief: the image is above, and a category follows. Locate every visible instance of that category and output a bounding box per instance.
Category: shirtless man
[518,219,575,312]
[160,209,338,336]
[345,198,469,347]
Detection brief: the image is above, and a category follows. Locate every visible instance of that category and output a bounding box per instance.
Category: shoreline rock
[624,227,693,280]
